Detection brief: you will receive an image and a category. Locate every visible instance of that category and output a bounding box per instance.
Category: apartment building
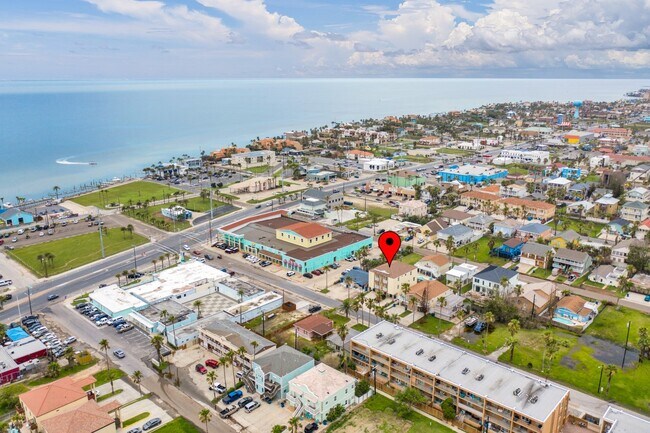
[501,198,556,222]
[198,320,276,369]
[350,322,570,433]
[369,261,418,298]
[499,150,550,165]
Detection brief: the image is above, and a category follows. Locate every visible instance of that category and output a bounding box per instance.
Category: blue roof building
[439,164,507,185]
[492,238,524,259]
[560,167,582,179]
[0,208,34,227]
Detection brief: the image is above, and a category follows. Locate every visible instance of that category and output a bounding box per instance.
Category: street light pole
[597,364,604,393]
[621,321,631,368]
[26,286,33,316]
[98,213,105,259]
[132,245,137,271]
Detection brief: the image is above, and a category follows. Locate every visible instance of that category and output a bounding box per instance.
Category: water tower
[573,101,583,119]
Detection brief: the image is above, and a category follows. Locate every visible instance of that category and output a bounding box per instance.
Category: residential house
[326,328,361,353]
[520,243,554,269]
[637,219,650,241]
[252,345,314,401]
[287,364,356,422]
[445,263,479,287]
[567,183,590,200]
[499,183,528,198]
[40,400,119,433]
[493,219,521,237]
[421,218,449,238]
[494,238,524,259]
[611,239,644,265]
[346,150,373,160]
[466,214,494,232]
[588,265,627,287]
[567,201,595,217]
[607,218,631,238]
[399,200,428,218]
[553,248,592,276]
[408,280,462,319]
[472,265,519,296]
[341,268,369,290]
[414,254,451,280]
[419,136,441,146]
[628,187,650,202]
[630,274,650,294]
[369,261,418,298]
[549,230,581,249]
[546,177,572,193]
[199,320,276,370]
[554,295,598,323]
[595,194,619,216]
[517,223,553,241]
[620,201,649,222]
[293,314,333,341]
[436,224,477,247]
[440,209,473,225]
[515,282,557,316]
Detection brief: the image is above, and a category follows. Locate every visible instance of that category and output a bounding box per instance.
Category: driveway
[95,379,142,405]
[231,398,294,433]
[118,398,173,432]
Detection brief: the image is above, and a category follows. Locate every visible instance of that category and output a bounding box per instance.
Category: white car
[182,245,190,251]
[17,229,24,235]
[39,232,45,237]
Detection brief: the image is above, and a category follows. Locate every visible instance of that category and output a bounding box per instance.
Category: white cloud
[565,50,650,69]
[197,0,304,41]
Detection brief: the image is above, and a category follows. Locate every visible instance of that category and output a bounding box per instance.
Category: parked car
[47,294,60,301]
[286,271,295,277]
[63,336,77,345]
[312,270,322,276]
[182,244,190,251]
[473,321,487,333]
[308,305,322,314]
[219,405,238,419]
[304,422,319,433]
[209,382,227,394]
[126,428,142,433]
[303,272,313,279]
[195,364,208,374]
[222,389,243,404]
[237,396,254,408]
[113,349,126,359]
[244,401,261,413]
[142,418,162,430]
[205,359,219,368]
[204,254,213,260]
[117,324,134,333]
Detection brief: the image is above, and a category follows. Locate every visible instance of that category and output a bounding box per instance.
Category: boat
[464,316,478,327]
[89,161,97,166]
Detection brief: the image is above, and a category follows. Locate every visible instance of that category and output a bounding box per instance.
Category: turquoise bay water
[0,79,646,200]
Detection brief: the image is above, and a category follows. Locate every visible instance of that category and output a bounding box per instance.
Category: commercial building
[198,319,276,369]
[564,130,594,144]
[362,158,395,171]
[4,337,48,364]
[439,165,508,184]
[252,345,314,401]
[223,292,283,324]
[0,208,34,226]
[287,363,356,422]
[350,322,570,433]
[369,261,418,299]
[161,205,192,221]
[219,211,372,273]
[498,150,550,165]
[0,349,19,384]
[600,406,650,433]
[230,150,276,169]
[130,299,197,335]
[89,284,148,318]
[302,189,344,209]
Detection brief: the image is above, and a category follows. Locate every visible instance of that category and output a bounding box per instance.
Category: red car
[195,364,208,374]
[193,250,202,256]
[312,269,322,276]
[205,359,219,368]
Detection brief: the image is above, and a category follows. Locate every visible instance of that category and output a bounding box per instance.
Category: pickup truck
[219,405,239,419]
[222,389,243,404]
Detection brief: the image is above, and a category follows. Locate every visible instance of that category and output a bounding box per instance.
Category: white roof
[90,284,147,314]
[602,406,650,433]
[224,292,281,316]
[548,177,572,186]
[127,261,229,303]
[289,363,354,402]
[352,322,569,422]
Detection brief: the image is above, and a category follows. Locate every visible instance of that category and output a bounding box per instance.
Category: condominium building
[350,322,570,433]
[499,150,550,165]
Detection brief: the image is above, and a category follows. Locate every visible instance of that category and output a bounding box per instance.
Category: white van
[244,401,260,413]
[0,280,13,287]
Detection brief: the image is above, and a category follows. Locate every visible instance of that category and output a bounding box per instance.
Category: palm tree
[456,309,467,337]
[499,276,510,296]
[160,309,169,337]
[288,417,301,433]
[53,185,61,199]
[168,314,177,343]
[199,408,212,433]
[605,364,617,396]
[64,346,75,368]
[445,236,454,259]
[37,252,55,277]
[151,335,165,364]
[207,371,218,398]
[507,319,521,361]
[226,350,236,385]
[340,298,352,319]
[400,283,411,311]
[482,312,495,354]
[132,370,143,395]
[193,299,203,318]
[251,341,259,364]
[47,361,61,378]
[152,259,157,272]
[126,224,134,238]
[237,346,246,369]
[344,276,353,299]
[115,273,122,286]
[336,325,349,373]
[433,238,441,252]
[99,339,115,393]
[408,295,418,324]
[436,296,447,336]
[219,356,229,388]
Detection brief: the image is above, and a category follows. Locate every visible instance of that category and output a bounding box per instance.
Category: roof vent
[387,338,396,345]
[376,333,383,338]
[513,388,522,396]
[475,374,484,381]
[428,355,437,362]
[462,368,470,375]
[529,396,539,404]
[416,349,424,356]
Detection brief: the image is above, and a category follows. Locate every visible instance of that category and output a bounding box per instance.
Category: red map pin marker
[378,231,401,267]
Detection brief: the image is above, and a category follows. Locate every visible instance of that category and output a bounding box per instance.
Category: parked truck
[222,389,243,404]
[219,405,239,419]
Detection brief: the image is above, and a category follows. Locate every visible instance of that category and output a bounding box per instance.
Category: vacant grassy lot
[323,309,351,327]
[9,228,148,277]
[452,236,507,266]
[72,181,183,208]
[246,165,271,174]
[409,315,455,336]
[556,217,605,237]
[436,148,472,156]
[352,323,369,332]
[329,394,454,433]
[181,196,226,212]
[401,253,423,265]
[529,267,552,279]
[585,306,650,349]
[153,417,201,433]
[28,359,99,387]
[343,206,397,230]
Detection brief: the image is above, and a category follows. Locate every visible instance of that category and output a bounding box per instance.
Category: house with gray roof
[252,345,314,400]
[520,242,555,269]
[465,214,494,232]
[436,224,478,247]
[552,248,592,276]
[198,319,275,369]
[302,188,344,209]
[472,265,519,296]
[620,201,649,222]
[517,223,553,240]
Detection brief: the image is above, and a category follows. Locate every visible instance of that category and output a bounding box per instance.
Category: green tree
[394,387,427,418]
[272,425,286,433]
[355,380,370,397]
[326,404,345,422]
[64,346,75,368]
[287,417,301,433]
[131,370,143,395]
[207,370,218,398]
[340,298,352,319]
[47,361,61,378]
[400,283,411,312]
[150,334,165,364]
[99,339,115,393]
[436,296,447,336]
[336,324,349,373]
[482,311,495,354]
[441,397,456,420]
[638,327,650,361]
[605,364,617,396]
[199,408,212,433]
[219,356,229,388]
[193,299,203,318]
[541,331,569,378]
[507,318,521,362]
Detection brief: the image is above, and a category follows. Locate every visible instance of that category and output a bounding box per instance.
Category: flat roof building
[350,321,569,433]
[439,164,508,184]
[601,406,650,433]
[90,284,148,318]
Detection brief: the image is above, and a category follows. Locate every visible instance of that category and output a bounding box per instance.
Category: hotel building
[350,322,570,433]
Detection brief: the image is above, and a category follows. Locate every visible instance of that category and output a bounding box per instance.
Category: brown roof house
[369,261,418,299]
[414,254,451,279]
[294,314,333,341]
[41,400,119,433]
[19,376,119,433]
[554,295,599,324]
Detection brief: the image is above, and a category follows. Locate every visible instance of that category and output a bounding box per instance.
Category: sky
[1,0,649,79]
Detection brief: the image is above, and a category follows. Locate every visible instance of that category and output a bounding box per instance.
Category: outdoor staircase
[263,381,281,401]
[242,371,256,394]
[292,401,304,419]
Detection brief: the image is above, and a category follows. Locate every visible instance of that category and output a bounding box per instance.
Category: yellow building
[369,261,418,298]
[276,222,332,248]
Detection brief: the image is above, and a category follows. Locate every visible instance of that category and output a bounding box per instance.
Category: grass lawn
[153,417,201,433]
[343,206,397,230]
[452,236,507,266]
[352,323,369,332]
[452,324,512,354]
[529,267,552,279]
[557,217,605,237]
[585,306,650,349]
[92,368,125,386]
[122,411,150,427]
[329,394,454,433]
[72,293,90,306]
[409,316,455,336]
[436,148,472,155]
[125,203,191,232]
[556,275,567,283]
[503,164,529,176]
[0,383,30,415]
[271,328,332,361]
[246,165,271,174]
[401,253,423,265]
[8,229,148,277]
[28,359,98,387]
[585,174,601,182]
[72,181,183,209]
[323,309,351,327]
[247,188,307,204]
[180,196,226,212]
[400,310,412,318]
[571,274,589,287]
[97,389,123,402]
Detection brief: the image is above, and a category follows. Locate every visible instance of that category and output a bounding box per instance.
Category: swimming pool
[553,317,577,326]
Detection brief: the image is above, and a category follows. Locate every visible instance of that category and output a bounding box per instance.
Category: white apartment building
[499,150,550,165]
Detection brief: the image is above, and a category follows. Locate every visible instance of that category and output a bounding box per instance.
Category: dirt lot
[334,406,412,433]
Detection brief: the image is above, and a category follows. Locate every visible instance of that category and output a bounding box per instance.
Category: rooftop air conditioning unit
[428,355,437,362]
[416,349,424,356]
[387,338,395,345]
[529,396,539,404]
[376,333,383,338]
[462,368,470,375]
[513,388,522,396]
[475,374,484,381]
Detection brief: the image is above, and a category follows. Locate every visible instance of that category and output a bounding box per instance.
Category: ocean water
[0,78,647,200]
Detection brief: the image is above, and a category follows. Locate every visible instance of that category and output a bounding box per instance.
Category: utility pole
[208,173,214,246]
[26,286,33,316]
[621,321,631,368]
[597,364,604,393]
[132,245,137,271]
[98,212,105,259]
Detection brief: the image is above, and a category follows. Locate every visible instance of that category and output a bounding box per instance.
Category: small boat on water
[464,316,478,327]
[89,161,97,166]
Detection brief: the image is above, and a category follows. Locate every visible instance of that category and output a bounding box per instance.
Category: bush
[326,404,345,422]
[355,380,370,397]
[441,398,456,420]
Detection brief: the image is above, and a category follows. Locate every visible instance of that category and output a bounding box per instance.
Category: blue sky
[1,0,648,79]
